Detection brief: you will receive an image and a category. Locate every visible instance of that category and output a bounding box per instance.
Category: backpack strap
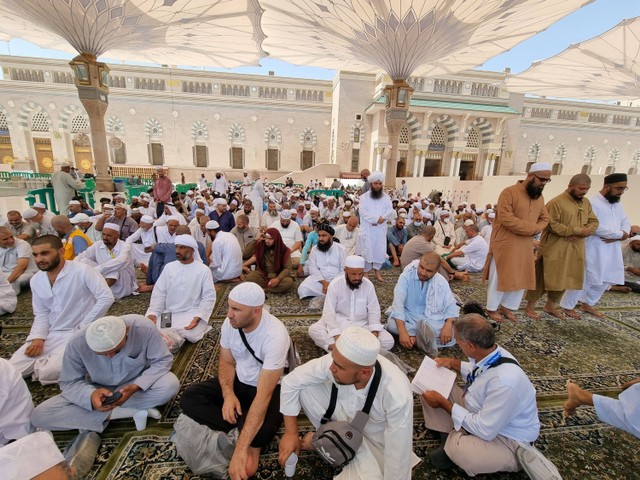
[487,357,520,370]
[239,328,263,365]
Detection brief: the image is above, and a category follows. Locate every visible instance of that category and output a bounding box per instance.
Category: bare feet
[215,284,221,293]
[486,310,504,322]
[609,285,632,294]
[393,259,400,267]
[137,282,154,293]
[562,308,582,320]
[229,277,242,283]
[524,308,541,320]
[498,305,518,322]
[579,304,605,318]
[300,431,315,451]
[563,381,592,418]
[454,272,470,282]
[374,270,384,282]
[543,302,566,320]
[140,264,148,274]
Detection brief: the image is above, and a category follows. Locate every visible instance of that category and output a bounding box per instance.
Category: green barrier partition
[25,188,58,214]
[308,189,345,198]
[176,183,197,194]
[126,185,148,199]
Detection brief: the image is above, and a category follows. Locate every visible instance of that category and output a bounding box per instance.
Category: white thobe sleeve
[97,243,132,276]
[79,267,114,327]
[307,250,321,277]
[130,330,174,391]
[28,281,51,341]
[365,285,383,332]
[320,283,342,337]
[125,228,143,244]
[194,268,216,321]
[383,394,415,480]
[280,355,332,417]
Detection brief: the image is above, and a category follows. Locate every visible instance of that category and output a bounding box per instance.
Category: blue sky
[0,0,638,80]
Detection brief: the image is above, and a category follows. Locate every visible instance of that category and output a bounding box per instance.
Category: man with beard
[483,164,550,322]
[243,228,295,294]
[146,235,216,344]
[231,214,259,260]
[334,215,360,255]
[298,224,346,299]
[9,235,113,385]
[356,171,395,282]
[560,173,639,318]
[126,215,157,267]
[50,215,92,260]
[524,174,599,320]
[77,223,138,300]
[212,171,229,195]
[235,199,261,229]
[273,210,303,269]
[205,220,243,283]
[95,203,139,241]
[308,255,393,351]
[261,200,280,229]
[209,198,236,232]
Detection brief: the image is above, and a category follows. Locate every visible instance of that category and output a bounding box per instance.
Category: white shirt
[433,220,455,247]
[28,261,114,341]
[212,176,229,194]
[459,235,489,272]
[0,271,16,315]
[210,231,243,282]
[307,241,347,281]
[261,212,279,228]
[480,224,493,243]
[0,238,37,276]
[320,275,382,336]
[125,226,156,249]
[77,240,137,300]
[356,191,395,264]
[235,209,260,229]
[273,221,303,255]
[153,225,176,244]
[452,346,540,443]
[334,224,360,255]
[146,260,216,330]
[0,359,33,446]
[220,311,290,387]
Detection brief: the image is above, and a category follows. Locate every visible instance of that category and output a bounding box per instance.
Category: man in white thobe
[433,210,456,255]
[309,256,394,351]
[10,235,114,385]
[31,202,57,235]
[212,172,229,195]
[560,173,637,318]
[298,224,346,298]
[278,327,420,480]
[125,215,156,267]
[334,216,360,255]
[51,162,85,216]
[0,227,38,294]
[146,235,216,344]
[205,220,243,282]
[445,224,489,273]
[273,209,303,268]
[77,223,138,300]
[236,199,261,229]
[0,270,17,315]
[0,358,34,446]
[355,171,394,282]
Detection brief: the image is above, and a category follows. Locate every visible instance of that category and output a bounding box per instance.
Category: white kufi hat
[335,327,380,366]
[229,282,265,307]
[86,316,127,352]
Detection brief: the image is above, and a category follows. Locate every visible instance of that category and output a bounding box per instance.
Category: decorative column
[69,53,113,191]
[382,79,414,187]
[412,150,422,177]
[449,152,457,177]
[374,146,383,171]
[489,155,496,176]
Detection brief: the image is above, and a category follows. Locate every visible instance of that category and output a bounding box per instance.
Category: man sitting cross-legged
[298,223,346,299]
[308,255,394,352]
[181,282,291,480]
[205,220,243,284]
[243,228,295,294]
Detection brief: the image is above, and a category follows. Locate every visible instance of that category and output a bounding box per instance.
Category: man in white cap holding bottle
[32,315,179,433]
[181,282,291,480]
[309,255,394,352]
[51,162,85,216]
[278,326,419,479]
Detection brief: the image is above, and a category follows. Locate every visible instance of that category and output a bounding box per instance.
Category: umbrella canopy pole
[383,79,414,187]
[69,53,114,192]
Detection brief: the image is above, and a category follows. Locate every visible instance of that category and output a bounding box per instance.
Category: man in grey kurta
[51,163,85,216]
[31,314,179,433]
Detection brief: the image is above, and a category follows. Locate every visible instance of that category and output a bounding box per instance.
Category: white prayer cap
[68,200,81,206]
[398,208,407,213]
[140,215,154,224]
[60,161,71,167]
[186,190,194,195]
[206,220,220,230]
[115,194,125,200]
[345,199,352,205]
[344,255,365,269]
[289,208,297,215]
[310,206,320,213]
[399,213,407,218]
[213,198,227,207]
[175,234,197,250]
[131,208,140,214]
[280,209,292,220]
[195,208,205,214]
[529,163,552,173]
[155,166,164,170]
[464,219,475,226]
[304,201,311,206]
[103,222,121,233]
[335,327,380,367]
[488,212,496,219]
[368,171,384,183]
[327,196,335,201]
[342,211,352,218]
[33,201,46,209]
[476,208,484,214]
[70,213,91,224]
[229,282,265,307]
[439,210,450,217]
[0,431,64,479]
[86,316,127,352]
[22,208,38,220]
[102,204,114,211]
[320,194,327,199]
[114,203,128,210]
[166,215,181,224]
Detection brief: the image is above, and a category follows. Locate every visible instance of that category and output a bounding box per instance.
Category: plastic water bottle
[285,452,298,478]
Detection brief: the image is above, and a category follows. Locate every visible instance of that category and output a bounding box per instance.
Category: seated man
[243,228,295,294]
[444,224,489,273]
[32,315,179,433]
[620,237,640,293]
[278,327,419,479]
[273,210,303,269]
[181,283,290,479]
[51,215,92,260]
[235,199,261,229]
[72,212,102,244]
[386,252,459,355]
[23,206,57,236]
[420,314,539,476]
[10,235,114,385]
[298,224,346,299]
[76,223,138,300]
[209,198,236,232]
[0,226,38,294]
[230,213,259,260]
[206,220,243,283]
[261,200,280,228]
[334,216,360,255]
[0,270,17,315]
[125,215,156,267]
[433,210,456,255]
[387,216,408,267]
[406,211,424,240]
[146,235,216,344]
[95,203,139,241]
[6,210,37,244]
[0,358,34,446]
[309,255,394,351]
[564,378,640,439]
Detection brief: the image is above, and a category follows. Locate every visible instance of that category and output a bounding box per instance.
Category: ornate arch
[350,122,365,143]
[228,123,246,143]
[426,114,458,144]
[465,117,493,145]
[404,112,421,141]
[191,120,209,140]
[58,104,86,132]
[0,105,13,132]
[264,125,282,146]
[106,116,125,135]
[144,117,163,138]
[300,127,317,147]
[17,102,52,130]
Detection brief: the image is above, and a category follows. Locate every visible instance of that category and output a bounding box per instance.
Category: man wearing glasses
[483,163,551,322]
[560,173,640,318]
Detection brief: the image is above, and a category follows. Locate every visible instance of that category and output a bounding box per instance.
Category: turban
[317,223,335,236]
[0,432,65,480]
[335,327,380,366]
[186,190,194,195]
[604,173,627,184]
[344,255,365,269]
[229,282,265,307]
[103,222,121,232]
[70,213,91,224]
[175,234,197,250]
[368,171,385,183]
[86,316,126,352]
[206,220,220,230]
[528,163,552,173]
[22,208,37,220]
[140,215,154,224]
[213,198,227,207]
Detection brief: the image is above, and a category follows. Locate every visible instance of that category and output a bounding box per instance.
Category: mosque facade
[0,55,638,183]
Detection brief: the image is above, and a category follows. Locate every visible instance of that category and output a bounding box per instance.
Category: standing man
[356,171,394,282]
[484,164,550,322]
[400,179,408,198]
[181,283,290,480]
[51,162,85,216]
[10,235,113,385]
[524,174,599,320]
[153,167,173,218]
[360,169,371,194]
[560,173,637,318]
[212,172,229,195]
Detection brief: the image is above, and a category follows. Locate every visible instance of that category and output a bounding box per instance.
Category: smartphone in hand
[102,390,122,406]
[161,312,172,328]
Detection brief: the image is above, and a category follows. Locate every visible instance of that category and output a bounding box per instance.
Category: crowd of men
[1,164,639,479]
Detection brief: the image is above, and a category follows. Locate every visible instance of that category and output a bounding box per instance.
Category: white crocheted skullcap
[86,316,126,352]
[463,219,475,226]
[68,200,81,206]
[103,222,121,233]
[22,208,38,220]
[228,282,265,307]
[335,327,380,367]
[344,255,365,269]
[140,215,154,224]
[0,431,64,479]
[70,213,90,224]
[280,209,292,219]
[206,220,220,230]
[529,163,552,173]
[33,202,46,209]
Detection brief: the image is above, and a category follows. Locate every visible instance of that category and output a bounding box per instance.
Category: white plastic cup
[284,452,298,477]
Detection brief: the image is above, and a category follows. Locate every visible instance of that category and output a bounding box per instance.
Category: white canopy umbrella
[506,17,640,100]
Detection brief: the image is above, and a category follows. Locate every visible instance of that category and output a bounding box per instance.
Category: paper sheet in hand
[411,356,457,397]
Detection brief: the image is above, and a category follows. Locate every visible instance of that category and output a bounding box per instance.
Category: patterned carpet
[2,270,639,479]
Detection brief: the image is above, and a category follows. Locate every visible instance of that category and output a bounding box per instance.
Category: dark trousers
[180,376,282,448]
[156,201,166,218]
[625,281,640,293]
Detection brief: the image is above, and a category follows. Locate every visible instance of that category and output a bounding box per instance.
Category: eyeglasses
[610,186,628,192]
[532,174,552,184]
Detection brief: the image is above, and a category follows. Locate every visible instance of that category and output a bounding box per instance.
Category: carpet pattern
[1,268,639,479]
